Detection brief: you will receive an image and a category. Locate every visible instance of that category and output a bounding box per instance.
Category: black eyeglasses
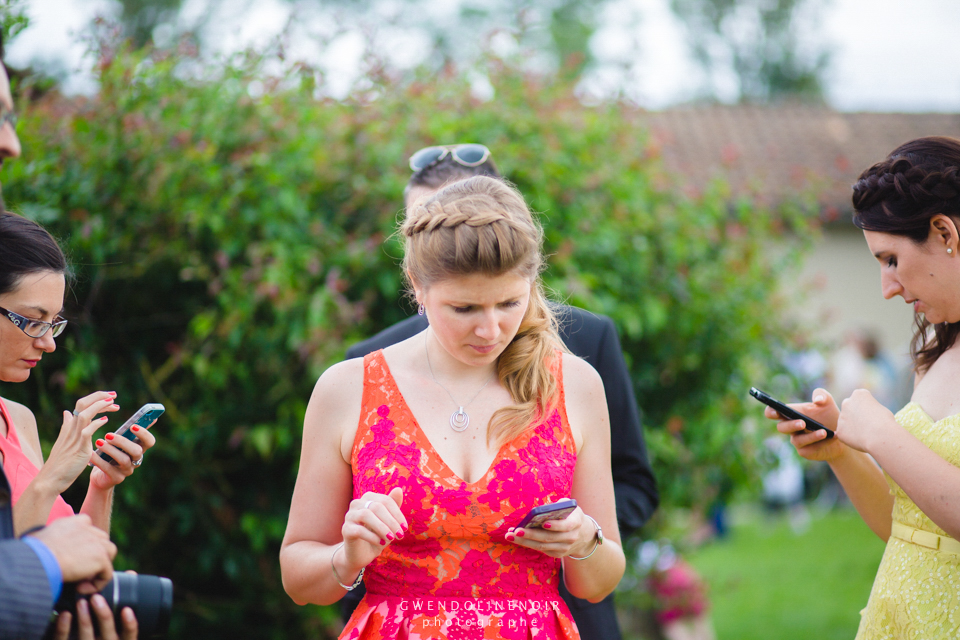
[408,144,491,172]
[0,104,18,130]
[0,306,67,339]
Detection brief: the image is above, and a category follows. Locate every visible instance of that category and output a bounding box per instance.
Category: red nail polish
[386,533,395,541]
[111,404,120,410]
[131,426,140,432]
[401,524,408,532]
[506,535,515,541]
[95,439,104,447]
[380,539,386,545]
[396,531,403,539]
[542,522,551,529]
[105,433,115,441]
[108,392,117,397]
[516,530,525,537]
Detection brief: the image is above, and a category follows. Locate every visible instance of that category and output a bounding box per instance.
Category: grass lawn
[686,505,887,640]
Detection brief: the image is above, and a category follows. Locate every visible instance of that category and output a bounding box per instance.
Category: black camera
[54,572,173,638]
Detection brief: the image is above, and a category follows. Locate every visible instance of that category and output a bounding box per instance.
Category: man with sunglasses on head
[340,144,659,640]
[0,31,138,640]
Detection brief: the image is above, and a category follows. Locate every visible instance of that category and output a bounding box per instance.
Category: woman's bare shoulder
[911,346,960,420]
[560,352,603,392]
[0,396,42,460]
[311,358,365,411]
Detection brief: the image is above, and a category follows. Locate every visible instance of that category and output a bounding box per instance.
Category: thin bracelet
[568,515,604,560]
[331,542,365,590]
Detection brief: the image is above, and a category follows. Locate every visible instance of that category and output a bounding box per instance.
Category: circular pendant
[450,408,470,432]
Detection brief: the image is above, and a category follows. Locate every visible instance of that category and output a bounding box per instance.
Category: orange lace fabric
[855,403,960,640]
[340,350,581,640]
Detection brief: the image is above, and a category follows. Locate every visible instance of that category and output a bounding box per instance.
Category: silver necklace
[425,332,495,432]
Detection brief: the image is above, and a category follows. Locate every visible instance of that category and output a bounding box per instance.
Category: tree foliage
[671,0,830,102]
[3,31,817,638]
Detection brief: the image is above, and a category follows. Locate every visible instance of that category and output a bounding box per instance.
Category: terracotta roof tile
[643,105,960,213]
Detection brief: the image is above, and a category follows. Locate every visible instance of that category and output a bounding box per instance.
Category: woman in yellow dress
[769,136,960,639]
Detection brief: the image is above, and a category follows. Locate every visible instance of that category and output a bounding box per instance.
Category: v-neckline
[378,351,513,488]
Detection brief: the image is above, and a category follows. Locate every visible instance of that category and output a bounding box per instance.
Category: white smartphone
[96,403,165,465]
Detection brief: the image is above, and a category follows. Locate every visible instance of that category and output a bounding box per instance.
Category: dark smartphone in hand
[516,499,578,529]
[97,403,165,465]
[749,387,834,438]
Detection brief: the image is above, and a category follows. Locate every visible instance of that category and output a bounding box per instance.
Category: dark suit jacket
[340,306,659,640]
[0,467,55,640]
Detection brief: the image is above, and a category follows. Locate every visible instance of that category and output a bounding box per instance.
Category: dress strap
[351,350,388,467]
[0,396,20,447]
[891,521,960,554]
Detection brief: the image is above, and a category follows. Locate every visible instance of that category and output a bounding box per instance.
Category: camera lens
[106,573,174,637]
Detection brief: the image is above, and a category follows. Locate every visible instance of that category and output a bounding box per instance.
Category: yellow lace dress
[855,403,960,640]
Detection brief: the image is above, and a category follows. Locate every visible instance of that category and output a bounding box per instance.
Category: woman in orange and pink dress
[281,175,625,639]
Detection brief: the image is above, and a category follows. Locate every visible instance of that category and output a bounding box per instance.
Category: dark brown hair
[852,136,960,372]
[0,212,67,296]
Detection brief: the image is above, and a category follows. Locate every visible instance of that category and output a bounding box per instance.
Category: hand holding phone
[516,499,578,529]
[749,387,834,438]
[97,403,165,465]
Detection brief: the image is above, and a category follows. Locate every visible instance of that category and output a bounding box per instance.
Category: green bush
[3,34,818,638]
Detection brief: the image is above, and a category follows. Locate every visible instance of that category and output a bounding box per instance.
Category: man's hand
[28,514,116,593]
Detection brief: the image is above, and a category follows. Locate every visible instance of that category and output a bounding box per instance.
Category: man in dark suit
[0,469,118,640]
[340,146,659,639]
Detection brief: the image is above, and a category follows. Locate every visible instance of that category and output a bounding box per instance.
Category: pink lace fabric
[340,350,580,640]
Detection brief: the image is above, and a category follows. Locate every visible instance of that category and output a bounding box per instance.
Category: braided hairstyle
[852,136,960,372]
[401,175,565,446]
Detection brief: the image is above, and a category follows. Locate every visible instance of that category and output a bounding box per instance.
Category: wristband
[331,542,365,590]
[568,515,603,560]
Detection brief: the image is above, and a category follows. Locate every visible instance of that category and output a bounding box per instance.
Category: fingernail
[380,539,386,545]
[396,531,403,539]
[401,524,408,533]
[386,533,395,541]
[131,426,140,432]
[105,433,115,441]
[108,392,117,397]
[516,530,525,537]
[542,523,551,529]
[814,395,824,402]
[96,439,104,447]
[506,535,515,541]
[110,404,120,410]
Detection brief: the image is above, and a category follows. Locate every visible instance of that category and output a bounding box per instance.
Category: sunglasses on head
[408,144,491,172]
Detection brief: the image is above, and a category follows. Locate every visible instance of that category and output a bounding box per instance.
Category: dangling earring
[418,303,425,316]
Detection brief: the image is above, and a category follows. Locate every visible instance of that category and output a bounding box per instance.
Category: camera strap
[0,467,14,539]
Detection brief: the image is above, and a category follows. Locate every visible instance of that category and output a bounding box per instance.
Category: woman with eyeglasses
[767,137,960,639]
[0,212,156,535]
[281,176,624,639]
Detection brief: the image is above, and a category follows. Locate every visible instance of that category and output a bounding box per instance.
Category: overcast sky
[10,0,960,112]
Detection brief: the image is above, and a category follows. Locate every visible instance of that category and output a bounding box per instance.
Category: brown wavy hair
[852,136,960,373]
[400,175,566,446]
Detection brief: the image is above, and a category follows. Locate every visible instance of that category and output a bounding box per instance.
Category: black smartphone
[749,387,834,438]
[97,403,165,465]
[516,499,578,529]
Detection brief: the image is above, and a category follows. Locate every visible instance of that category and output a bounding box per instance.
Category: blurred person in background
[767,137,960,639]
[339,144,659,640]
